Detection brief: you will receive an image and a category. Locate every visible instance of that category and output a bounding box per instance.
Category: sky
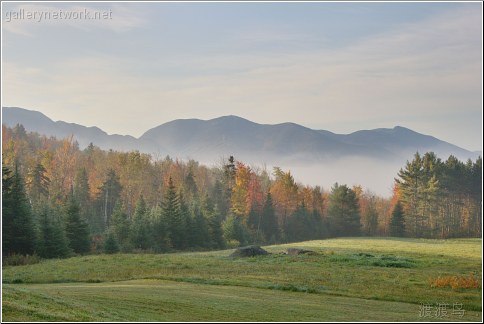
[2,1,483,152]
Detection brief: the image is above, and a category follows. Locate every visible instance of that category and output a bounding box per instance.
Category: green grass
[2,237,482,322]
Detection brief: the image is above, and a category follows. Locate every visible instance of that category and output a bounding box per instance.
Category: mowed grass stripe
[3,279,481,322]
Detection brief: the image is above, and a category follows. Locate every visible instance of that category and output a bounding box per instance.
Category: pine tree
[396,152,424,237]
[390,201,405,237]
[110,203,131,251]
[104,230,120,254]
[162,177,185,249]
[190,204,210,248]
[222,214,247,246]
[184,168,198,201]
[96,169,122,229]
[178,192,191,248]
[327,183,361,237]
[36,205,70,258]
[150,205,167,252]
[2,164,36,255]
[74,168,94,230]
[130,195,152,250]
[2,165,14,255]
[260,192,278,243]
[26,163,50,205]
[64,195,91,254]
[201,195,225,249]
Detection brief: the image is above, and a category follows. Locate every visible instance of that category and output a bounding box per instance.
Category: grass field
[2,237,482,322]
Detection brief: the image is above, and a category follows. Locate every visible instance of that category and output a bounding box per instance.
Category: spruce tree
[26,163,50,205]
[96,169,122,229]
[65,195,91,254]
[162,177,185,249]
[222,214,247,246]
[201,195,225,249]
[130,195,152,250]
[260,192,278,243]
[2,164,36,255]
[327,183,361,237]
[150,205,167,252]
[190,203,210,248]
[36,205,70,258]
[110,203,131,250]
[390,201,405,237]
[104,230,120,254]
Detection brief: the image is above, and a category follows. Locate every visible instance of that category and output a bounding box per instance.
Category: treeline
[2,124,482,259]
[396,152,481,238]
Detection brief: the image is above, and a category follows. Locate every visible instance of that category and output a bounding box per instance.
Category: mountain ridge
[2,106,480,196]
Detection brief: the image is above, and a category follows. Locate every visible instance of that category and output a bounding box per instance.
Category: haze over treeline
[2,124,481,258]
[3,107,480,197]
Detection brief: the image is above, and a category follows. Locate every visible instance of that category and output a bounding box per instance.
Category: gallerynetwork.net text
[4,8,113,23]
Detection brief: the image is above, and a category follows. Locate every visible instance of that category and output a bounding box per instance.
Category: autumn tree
[270,167,298,237]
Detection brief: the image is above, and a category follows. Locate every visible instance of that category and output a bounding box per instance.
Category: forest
[2,124,482,259]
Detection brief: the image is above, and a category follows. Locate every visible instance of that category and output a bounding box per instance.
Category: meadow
[2,237,482,322]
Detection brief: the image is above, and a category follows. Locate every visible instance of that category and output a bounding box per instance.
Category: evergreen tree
[201,195,225,249]
[26,162,50,205]
[285,203,311,242]
[130,195,152,250]
[96,169,122,229]
[327,183,361,237]
[104,230,120,254]
[110,203,131,251]
[64,195,91,254]
[2,165,14,255]
[361,195,379,236]
[222,214,248,246]
[74,168,93,229]
[260,192,278,243]
[150,205,167,252]
[184,168,198,201]
[178,192,191,249]
[390,201,405,237]
[396,152,424,237]
[190,203,210,248]
[162,177,185,249]
[36,205,70,258]
[2,164,36,255]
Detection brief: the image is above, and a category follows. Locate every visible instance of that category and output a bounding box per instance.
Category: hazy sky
[2,1,482,151]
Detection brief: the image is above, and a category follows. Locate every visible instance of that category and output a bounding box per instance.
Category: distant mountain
[2,107,161,154]
[140,115,393,163]
[2,106,480,196]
